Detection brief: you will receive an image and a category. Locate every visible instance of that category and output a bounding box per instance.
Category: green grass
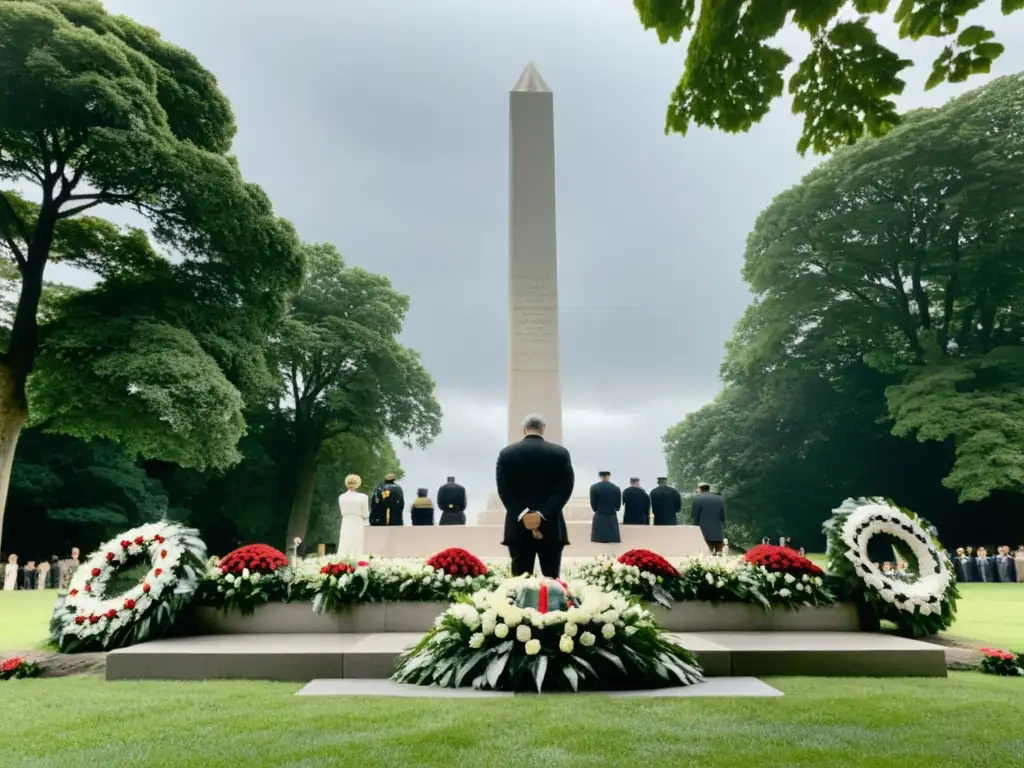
[0,675,1021,767]
[0,590,55,651]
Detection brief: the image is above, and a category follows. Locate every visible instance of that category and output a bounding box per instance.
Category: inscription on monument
[511,273,556,356]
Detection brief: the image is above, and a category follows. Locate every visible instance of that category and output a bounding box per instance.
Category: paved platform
[295,677,784,697]
[364,522,708,559]
[105,631,946,682]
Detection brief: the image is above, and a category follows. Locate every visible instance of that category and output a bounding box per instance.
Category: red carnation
[74,616,86,625]
[91,568,101,577]
[84,585,91,592]
[618,549,678,578]
[154,535,165,544]
[142,583,151,593]
[1,657,22,673]
[134,535,145,545]
[124,598,136,609]
[105,552,115,562]
[160,549,167,559]
[88,615,99,624]
[69,589,78,597]
[154,568,163,576]
[120,540,130,549]
[105,609,117,619]
[357,561,369,567]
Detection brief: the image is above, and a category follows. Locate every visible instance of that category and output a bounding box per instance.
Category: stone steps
[105,631,946,682]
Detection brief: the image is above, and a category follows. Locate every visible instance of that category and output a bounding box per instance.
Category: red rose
[154,568,163,577]
[88,615,99,624]
[134,536,145,545]
[74,616,86,625]
[84,585,91,593]
[105,552,115,562]
[91,568,102,577]
[320,565,330,574]
[142,583,151,593]
[155,535,165,544]
[120,540,130,549]
[217,544,289,576]
[160,549,167,559]
[1,657,22,673]
[69,589,78,597]
[357,561,369,567]
[105,609,117,619]
[124,598,136,609]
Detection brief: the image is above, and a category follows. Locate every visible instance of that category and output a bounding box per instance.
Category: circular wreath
[824,497,958,636]
[50,522,207,652]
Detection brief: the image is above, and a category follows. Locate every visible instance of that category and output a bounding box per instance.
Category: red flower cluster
[981,647,1016,660]
[219,544,289,576]
[744,545,823,576]
[618,549,678,578]
[426,547,488,577]
[1,657,22,673]
[319,560,368,577]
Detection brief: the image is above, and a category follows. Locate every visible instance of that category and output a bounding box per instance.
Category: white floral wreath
[835,498,953,618]
[51,522,207,652]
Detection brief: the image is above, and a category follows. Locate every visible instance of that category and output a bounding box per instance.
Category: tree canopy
[664,73,1024,547]
[633,0,1024,154]
[0,0,304,550]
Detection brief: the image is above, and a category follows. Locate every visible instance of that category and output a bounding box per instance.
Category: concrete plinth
[364,522,707,559]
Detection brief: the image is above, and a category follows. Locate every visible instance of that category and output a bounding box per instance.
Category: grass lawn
[0,674,1022,767]
[0,589,56,651]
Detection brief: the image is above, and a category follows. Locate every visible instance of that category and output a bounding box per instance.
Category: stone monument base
[476,493,595,526]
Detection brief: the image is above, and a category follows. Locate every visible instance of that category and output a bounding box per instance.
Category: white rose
[783,573,795,584]
[469,633,485,649]
[225,573,236,584]
[242,568,250,580]
[516,624,532,643]
[524,639,541,656]
[579,631,596,647]
[493,622,510,639]
[715,579,724,588]
[601,623,615,639]
[250,573,261,584]
[558,635,574,654]
[814,577,823,586]
[778,588,792,598]
[563,622,578,637]
[624,626,638,636]
[705,573,714,584]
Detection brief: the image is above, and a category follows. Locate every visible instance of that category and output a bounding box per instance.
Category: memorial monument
[365,63,706,558]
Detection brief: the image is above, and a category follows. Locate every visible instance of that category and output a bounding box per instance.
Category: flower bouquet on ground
[1,657,42,681]
[980,648,1023,677]
[195,544,292,615]
[392,576,703,693]
[742,545,835,609]
[573,552,675,607]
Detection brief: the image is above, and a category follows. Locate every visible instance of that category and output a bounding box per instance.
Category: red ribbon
[538,581,549,613]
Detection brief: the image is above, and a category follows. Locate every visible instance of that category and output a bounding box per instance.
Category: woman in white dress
[3,554,18,591]
[337,474,369,558]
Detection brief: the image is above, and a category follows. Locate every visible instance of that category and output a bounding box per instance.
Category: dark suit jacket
[589,480,621,515]
[496,434,575,546]
[436,482,467,514]
[369,482,405,525]
[650,484,681,525]
[621,486,650,525]
[691,492,725,542]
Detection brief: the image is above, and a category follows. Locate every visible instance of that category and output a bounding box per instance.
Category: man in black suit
[436,476,467,525]
[621,477,650,525]
[691,482,726,553]
[649,476,681,526]
[589,471,622,543]
[496,413,575,578]
[369,473,405,526]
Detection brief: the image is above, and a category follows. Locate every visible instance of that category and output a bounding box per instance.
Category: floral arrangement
[293,553,504,612]
[392,577,703,692]
[426,547,488,578]
[194,544,292,615]
[980,648,1023,677]
[1,656,42,681]
[744,544,823,577]
[824,497,958,637]
[619,549,678,578]
[50,522,207,652]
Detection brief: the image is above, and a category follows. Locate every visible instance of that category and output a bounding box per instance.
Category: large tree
[0,0,303,549]
[633,0,1022,154]
[274,243,441,547]
[729,74,1024,503]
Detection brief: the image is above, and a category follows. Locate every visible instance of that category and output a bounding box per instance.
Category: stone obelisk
[506,62,562,445]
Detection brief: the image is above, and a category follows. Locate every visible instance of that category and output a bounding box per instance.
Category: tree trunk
[0,362,29,554]
[284,443,318,552]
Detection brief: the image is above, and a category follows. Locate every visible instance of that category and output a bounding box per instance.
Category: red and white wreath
[50,521,207,652]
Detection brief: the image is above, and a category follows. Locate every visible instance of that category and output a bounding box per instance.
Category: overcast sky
[62,1,1024,514]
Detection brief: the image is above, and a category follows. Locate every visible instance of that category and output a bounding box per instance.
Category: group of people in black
[952,545,1023,583]
[589,473,728,552]
[367,473,468,527]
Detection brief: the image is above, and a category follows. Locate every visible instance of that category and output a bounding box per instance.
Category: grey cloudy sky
[79,1,1024,513]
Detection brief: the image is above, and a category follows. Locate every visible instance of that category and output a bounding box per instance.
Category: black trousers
[705,539,724,554]
[508,540,564,578]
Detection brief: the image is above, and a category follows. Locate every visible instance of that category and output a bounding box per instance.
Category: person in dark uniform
[369,473,405,526]
[691,482,726,553]
[953,547,976,582]
[589,471,622,543]
[436,476,467,525]
[496,413,575,578]
[410,488,435,526]
[994,545,1018,583]
[649,476,681,525]
[974,546,995,582]
[621,477,650,525]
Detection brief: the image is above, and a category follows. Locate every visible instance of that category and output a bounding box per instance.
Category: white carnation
[579,631,596,647]
[468,632,485,649]
[563,622,578,637]
[516,624,532,643]
[558,635,574,653]
[524,639,541,656]
[494,623,509,639]
[601,623,615,639]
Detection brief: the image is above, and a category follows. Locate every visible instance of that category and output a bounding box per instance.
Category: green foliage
[632,0,1021,154]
